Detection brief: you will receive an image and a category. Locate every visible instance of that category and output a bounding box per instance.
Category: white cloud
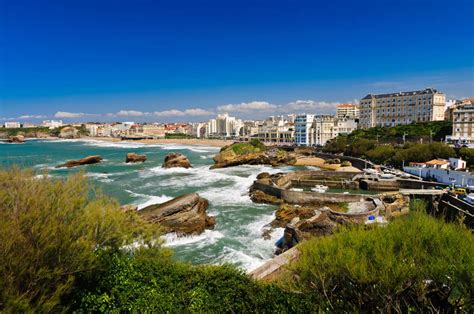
[54,111,87,118]
[154,108,213,117]
[217,101,277,113]
[183,108,213,116]
[116,110,148,116]
[284,100,338,112]
[18,115,47,119]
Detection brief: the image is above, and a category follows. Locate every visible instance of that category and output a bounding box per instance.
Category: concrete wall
[360,178,444,191]
[281,189,369,204]
[313,152,376,170]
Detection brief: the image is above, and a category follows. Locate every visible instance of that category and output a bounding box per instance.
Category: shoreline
[41,136,231,148]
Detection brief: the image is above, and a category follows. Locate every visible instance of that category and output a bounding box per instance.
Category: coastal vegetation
[285,200,474,312]
[0,169,472,312]
[0,126,51,138]
[323,121,465,167]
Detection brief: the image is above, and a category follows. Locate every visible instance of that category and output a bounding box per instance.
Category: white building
[446,101,474,146]
[191,122,207,138]
[359,88,446,129]
[208,114,243,138]
[312,116,358,146]
[257,119,294,145]
[336,104,360,119]
[449,158,467,171]
[4,122,21,128]
[42,120,63,129]
[294,114,315,146]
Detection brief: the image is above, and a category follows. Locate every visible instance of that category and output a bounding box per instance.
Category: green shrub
[230,139,266,155]
[73,249,311,312]
[0,168,160,312]
[286,201,474,312]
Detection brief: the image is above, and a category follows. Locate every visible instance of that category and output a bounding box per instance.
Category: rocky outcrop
[56,155,103,168]
[162,153,192,168]
[139,193,215,235]
[211,145,296,169]
[7,135,25,143]
[121,204,138,212]
[126,153,147,163]
[58,126,79,139]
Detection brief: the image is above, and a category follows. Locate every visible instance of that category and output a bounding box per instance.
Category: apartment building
[294,114,315,146]
[4,122,21,128]
[358,88,446,129]
[207,113,243,138]
[336,103,359,119]
[446,99,474,145]
[257,119,294,145]
[42,120,63,129]
[312,116,358,146]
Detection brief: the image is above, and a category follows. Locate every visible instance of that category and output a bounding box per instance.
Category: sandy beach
[294,156,361,172]
[84,136,230,148]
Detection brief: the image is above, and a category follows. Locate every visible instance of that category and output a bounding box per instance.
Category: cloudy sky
[1,0,473,123]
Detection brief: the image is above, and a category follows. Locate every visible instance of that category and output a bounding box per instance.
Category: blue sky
[1,0,473,122]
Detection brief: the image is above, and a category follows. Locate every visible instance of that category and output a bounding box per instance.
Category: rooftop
[361,88,442,100]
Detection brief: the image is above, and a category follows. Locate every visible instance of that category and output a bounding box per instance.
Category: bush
[73,249,311,312]
[285,201,474,312]
[230,139,266,155]
[0,168,160,312]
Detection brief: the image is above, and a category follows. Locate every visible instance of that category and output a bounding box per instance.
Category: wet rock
[7,135,25,143]
[256,172,271,180]
[249,189,283,205]
[59,126,79,139]
[56,155,103,168]
[162,153,192,168]
[139,193,215,235]
[126,152,147,163]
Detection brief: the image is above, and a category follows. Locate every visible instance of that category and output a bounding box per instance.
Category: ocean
[0,139,309,271]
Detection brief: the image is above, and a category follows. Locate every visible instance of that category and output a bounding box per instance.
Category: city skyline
[1,0,473,122]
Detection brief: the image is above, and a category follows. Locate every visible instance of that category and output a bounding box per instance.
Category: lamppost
[402,132,408,145]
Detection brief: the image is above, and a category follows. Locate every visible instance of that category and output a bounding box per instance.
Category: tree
[0,168,160,312]
[366,145,396,164]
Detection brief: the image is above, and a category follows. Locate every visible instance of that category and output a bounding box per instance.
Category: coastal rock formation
[56,155,103,168]
[58,126,79,139]
[162,153,192,168]
[139,193,215,235]
[7,135,25,143]
[211,141,296,169]
[126,152,147,163]
[121,204,138,212]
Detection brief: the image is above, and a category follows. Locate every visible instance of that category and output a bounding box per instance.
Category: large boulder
[58,126,79,139]
[211,141,296,169]
[7,135,25,143]
[126,152,147,163]
[139,193,215,235]
[56,155,103,168]
[162,153,192,168]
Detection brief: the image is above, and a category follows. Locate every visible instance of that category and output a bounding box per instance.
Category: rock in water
[58,126,79,139]
[162,153,192,168]
[56,155,103,168]
[211,141,296,169]
[139,193,215,235]
[7,135,25,143]
[126,152,147,163]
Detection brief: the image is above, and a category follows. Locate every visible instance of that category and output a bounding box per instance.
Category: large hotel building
[358,88,446,129]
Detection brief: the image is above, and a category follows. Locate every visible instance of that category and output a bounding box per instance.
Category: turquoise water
[0,139,308,270]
